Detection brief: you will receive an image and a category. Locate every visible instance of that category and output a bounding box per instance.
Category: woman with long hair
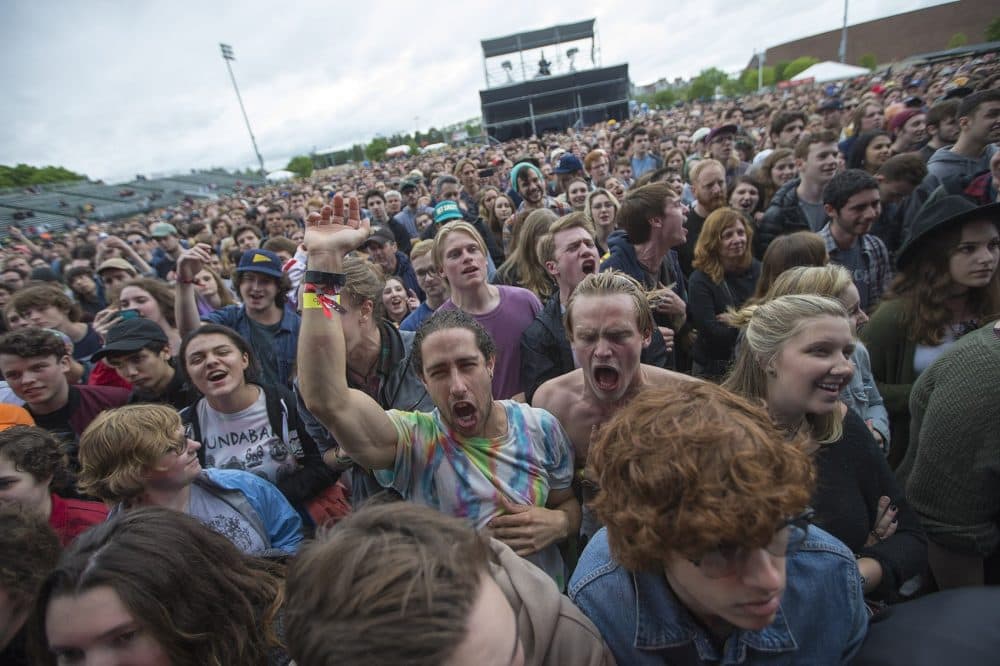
[487,193,515,257]
[29,507,289,665]
[381,276,416,326]
[848,131,892,174]
[763,264,890,450]
[109,277,182,353]
[862,196,1000,467]
[662,148,686,173]
[757,148,796,206]
[493,208,557,300]
[583,188,620,254]
[687,208,761,380]
[192,267,236,316]
[178,325,334,515]
[723,294,926,603]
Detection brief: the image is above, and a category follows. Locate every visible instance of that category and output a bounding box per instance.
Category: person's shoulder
[77,383,130,404]
[569,528,628,595]
[795,523,857,565]
[532,369,583,408]
[202,303,243,323]
[202,467,273,492]
[642,364,699,388]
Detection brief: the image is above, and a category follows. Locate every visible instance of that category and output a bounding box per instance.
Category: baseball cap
[0,404,34,430]
[706,124,738,144]
[96,258,138,276]
[434,200,464,225]
[91,318,169,362]
[399,179,419,192]
[554,153,584,174]
[690,127,711,144]
[150,222,178,238]
[818,98,844,112]
[364,227,396,248]
[234,249,284,279]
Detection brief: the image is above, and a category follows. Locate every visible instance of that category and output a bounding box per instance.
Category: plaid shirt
[819,224,893,311]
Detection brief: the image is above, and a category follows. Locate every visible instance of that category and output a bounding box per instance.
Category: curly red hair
[588,382,815,572]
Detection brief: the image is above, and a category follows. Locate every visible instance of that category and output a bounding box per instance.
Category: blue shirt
[400,301,435,332]
[201,304,300,387]
[570,526,868,665]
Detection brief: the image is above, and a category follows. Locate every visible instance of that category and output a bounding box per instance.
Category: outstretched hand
[303,194,371,267]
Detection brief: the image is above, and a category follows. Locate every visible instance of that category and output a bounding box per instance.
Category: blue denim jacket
[569,526,868,665]
[202,304,300,387]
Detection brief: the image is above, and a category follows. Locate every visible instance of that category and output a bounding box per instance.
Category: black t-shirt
[72,325,103,360]
[678,209,707,277]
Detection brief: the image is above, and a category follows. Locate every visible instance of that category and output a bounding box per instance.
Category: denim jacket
[202,304,300,387]
[569,526,868,665]
[841,341,891,449]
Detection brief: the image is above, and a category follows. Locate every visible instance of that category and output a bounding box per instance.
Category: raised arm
[297,196,399,471]
[174,243,212,337]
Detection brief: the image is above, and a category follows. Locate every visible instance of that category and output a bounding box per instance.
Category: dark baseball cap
[364,227,396,248]
[91,318,168,361]
[234,249,284,278]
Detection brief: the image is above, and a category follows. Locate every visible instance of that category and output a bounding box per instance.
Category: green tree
[364,137,389,162]
[987,17,1000,42]
[948,32,968,48]
[686,67,730,101]
[286,155,314,178]
[773,61,790,83]
[783,56,819,80]
[740,66,776,91]
[858,53,878,71]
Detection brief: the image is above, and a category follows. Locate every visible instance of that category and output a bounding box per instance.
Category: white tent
[266,170,296,182]
[791,61,870,84]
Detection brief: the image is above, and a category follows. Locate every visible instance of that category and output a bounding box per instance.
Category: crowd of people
[1,49,999,665]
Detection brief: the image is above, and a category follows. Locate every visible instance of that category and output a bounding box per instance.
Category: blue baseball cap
[234,249,284,278]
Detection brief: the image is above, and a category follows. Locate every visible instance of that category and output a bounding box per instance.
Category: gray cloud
[2,0,945,181]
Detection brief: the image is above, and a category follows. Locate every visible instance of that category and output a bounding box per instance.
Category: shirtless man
[532,271,695,537]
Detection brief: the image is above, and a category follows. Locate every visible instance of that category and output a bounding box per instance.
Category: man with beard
[532,271,694,539]
[756,131,841,255]
[510,162,571,216]
[818,169,892,312]
[297,197,579,586]
[678,159,727,277]
[365,189,411,254]
[363,227,423,301]
[918,100,960,163]
[521,214,670,403]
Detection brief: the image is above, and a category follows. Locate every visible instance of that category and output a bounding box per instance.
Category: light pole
[838,0,849,64]
[220,43,265,176]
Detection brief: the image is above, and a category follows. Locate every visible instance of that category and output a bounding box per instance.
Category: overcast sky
[3,0,947,182]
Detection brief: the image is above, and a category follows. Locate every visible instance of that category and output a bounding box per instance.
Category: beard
[698,192,727,213]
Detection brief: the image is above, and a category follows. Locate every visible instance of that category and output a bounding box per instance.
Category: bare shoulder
[642,364,702,387]
[533,369,585,412]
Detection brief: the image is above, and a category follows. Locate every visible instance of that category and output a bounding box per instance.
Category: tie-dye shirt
[376,400,575,585]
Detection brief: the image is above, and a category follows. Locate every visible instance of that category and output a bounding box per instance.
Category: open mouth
[581,258,596,274]
[207,370,227,382]
[451,401,478,430]
[592,366,620,392]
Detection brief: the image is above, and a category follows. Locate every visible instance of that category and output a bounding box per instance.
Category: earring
[766,366,777,377]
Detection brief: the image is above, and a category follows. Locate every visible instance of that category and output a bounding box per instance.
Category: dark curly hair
[588,382,815,572]
[0,425,73,494]
[411,308,496,376]
[0,503,61,618]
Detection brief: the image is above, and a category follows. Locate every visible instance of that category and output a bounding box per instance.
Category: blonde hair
[431,221,487,273]
[78,405,184,504]
[409,238,435,262]
[692,207,754,283]
[565,271,654,339]
[722,294,849,444]
[766,265,854,302]
[537,212,595,266]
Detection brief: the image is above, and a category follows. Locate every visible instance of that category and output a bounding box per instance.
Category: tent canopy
[791,61,870,83]
[265,170,296,182]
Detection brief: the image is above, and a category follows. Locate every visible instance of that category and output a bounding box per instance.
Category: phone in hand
[478,167,496,178]
[119,309,141,321]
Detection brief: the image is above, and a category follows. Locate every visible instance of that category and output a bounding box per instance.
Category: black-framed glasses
[690,509,814,579]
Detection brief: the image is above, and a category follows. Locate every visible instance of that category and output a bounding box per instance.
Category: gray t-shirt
[188,482,268,554]
[197,388,301,485]
[799,200,828,231]
[830,238,873,311]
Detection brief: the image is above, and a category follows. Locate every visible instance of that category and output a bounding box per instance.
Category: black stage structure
[479,20,630,141]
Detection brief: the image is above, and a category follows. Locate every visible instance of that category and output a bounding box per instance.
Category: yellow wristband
[302,292,323,309]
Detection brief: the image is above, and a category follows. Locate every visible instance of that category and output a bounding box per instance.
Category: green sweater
[897,321,1000,557]
[860,298,918,467]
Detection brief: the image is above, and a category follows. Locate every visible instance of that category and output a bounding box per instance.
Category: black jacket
[756,178,811,257]
[520,293,671,404]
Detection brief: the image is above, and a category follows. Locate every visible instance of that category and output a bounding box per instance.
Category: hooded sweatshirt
[926,144,998,184]
[489,539,616,666]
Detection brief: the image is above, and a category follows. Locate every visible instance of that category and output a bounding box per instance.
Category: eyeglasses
[689,510,813,579]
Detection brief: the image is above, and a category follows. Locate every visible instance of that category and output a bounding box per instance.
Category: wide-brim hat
[896,189,1000,270]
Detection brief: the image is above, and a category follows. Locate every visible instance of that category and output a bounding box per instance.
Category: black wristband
[304,270,346,288]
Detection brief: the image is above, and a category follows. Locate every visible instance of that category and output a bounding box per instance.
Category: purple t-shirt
[441,286,542,399]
